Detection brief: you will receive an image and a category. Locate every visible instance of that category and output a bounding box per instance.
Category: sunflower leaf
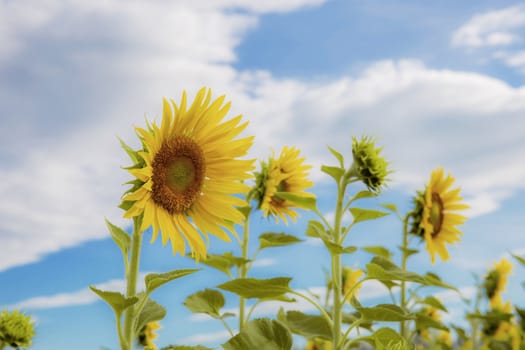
[135,298,166,334]
[418,296,447,312]
[512,253,525,267]
[305,220,330,240]
[218,277,291,299]
[327,145,345,168]
[380,203,399,215]
[200,253,249,277]
[145,269,200,294]
[222,318,292,350]
[274,192,317,211]
[258,233,303,250]
[352,190,377,201]
[184,289,225,319]
[105,219,131,259]
[277,309,332,340]
[89,286,138,315]
[362,246,392,260]
[324,241,358,255]
[349,208,389,223]
[360,327,408,350]
[356,304,415,322]
[415,314,448,331]
[321,165,345,182]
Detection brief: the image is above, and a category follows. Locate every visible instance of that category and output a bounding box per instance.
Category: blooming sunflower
[138,321,161,350]
[418,168,469,264]
[484,258,513,307]
[122,88,254,259]
[342,267,364,299]
[254,146,314,223]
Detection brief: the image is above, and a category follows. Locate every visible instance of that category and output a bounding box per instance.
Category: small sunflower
[253,146,314,223]
[484,258,513,307]
[342,267,364,299]
[306,338,332,350]
[350,136,390,192]
[418,306,441,342]
[122,88,254,259]
[0,310,35,349]
[138,321,161,350]
[418,168,469,264]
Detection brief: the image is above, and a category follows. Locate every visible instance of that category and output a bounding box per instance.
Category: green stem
[288,290,333,328]
[341,319,363,347]
[331,181,346,350]
[123,217,143,350]
[400,214,410,342]
[238,213,251,330]
[245,300,262,322]
[219,317,235,338]
[471,283,483,350]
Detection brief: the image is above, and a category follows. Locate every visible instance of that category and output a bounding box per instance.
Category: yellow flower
[306,338,332,350]
[419,168,469,264]
[138,321,161,350]
[485,258,513,308]
[255,146,314,223]
[122,88,254,259]
[437,331,452,346]
[342,267,364,299]
[419,306,441,342]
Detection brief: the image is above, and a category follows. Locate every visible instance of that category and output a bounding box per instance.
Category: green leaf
[135,298,167,334]
[274,192,317,211]
[451,325,468,342]
[277,309,332,340]
[162,346,214,350]
[305,220,329,240]
[237,206,252,219]
[184,289,225,318]
[361,327,409,350]
[380,203,399,215]
[349,208,389,223]
[512,253,525,267]
[366,256,456,290]
[222,318,292,350]
[105,219,131,257]
[398,246,419,258]
[200,253,250,277]
[327,145,344,168]
[324,241,357,255]
[418,296,447,312]
[356,304,415,322]
[321,165,345,182]
[258,233,303,250]
[218,278,291,299]
[342,312,374,330]
[352,190,377,201]
[362,246,392,260]
[145,269,200,294]
[89,286,138,314]
[415,313,448,332]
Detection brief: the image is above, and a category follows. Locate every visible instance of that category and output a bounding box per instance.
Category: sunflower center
[271,179,289,206]
[430,192,444,236]
[151,135,205,214]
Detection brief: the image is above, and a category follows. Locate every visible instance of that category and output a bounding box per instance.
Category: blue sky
[1,0,525,349]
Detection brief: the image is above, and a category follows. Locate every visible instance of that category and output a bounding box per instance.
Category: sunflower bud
[138,321,161,350]
[350,136,389,192]
[342,267,363,299]
[0,310,35,349]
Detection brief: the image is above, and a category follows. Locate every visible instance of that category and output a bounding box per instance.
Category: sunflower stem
[400,213,410,342]
[238,213,250,331]
[331,179,346,350]
[123,217,143,350]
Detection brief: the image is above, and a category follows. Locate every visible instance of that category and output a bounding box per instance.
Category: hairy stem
[400,214,410,341]
[238,214,250,331]
[123,217,142,350]
[331,181,346,350]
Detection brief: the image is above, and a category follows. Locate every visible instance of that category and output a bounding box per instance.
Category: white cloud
[179,330,231,345]
[6,274,147,310]
[251,258,277,268]
[452,5,525,48]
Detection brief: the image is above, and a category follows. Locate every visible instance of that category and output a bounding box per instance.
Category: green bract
[350,136,390,192]
[0,310,35,349]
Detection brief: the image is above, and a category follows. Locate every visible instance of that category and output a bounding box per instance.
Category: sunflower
[0,310,35,349]
[122,88,254,259]
[419,168,469,264]
[254,146,314,223]
[342,267,364,299]
[138,321,161,349]
[418,306,441,342]
[485,258,513,307]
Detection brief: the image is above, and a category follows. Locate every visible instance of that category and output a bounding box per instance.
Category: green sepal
[321,165,345,182]
[134,298,167,334]
[274,192,317,211]
[184,289,225,319]
[258,232,303,250]
[327,145,344,168]
[217,277,291,299]
[277,309,332,340]
[349,208,389,223]
[362,246,392,260]
[105,219,131,260]
[356,304,415,322]
[145,268,200,294]
[89,286,138,315]
[237,206,252,219]
[118,137,141,164]
[222,318,292,350]
[417,296,447,312]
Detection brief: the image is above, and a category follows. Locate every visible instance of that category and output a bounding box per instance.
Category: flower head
[0,310,35,348]
[306,338,332,350]
[351,136,389,192]
[418,306,441,342]
[416,168,469,264]
[138,321,161,350]
[437,331,452,347]
[342,267,364,299]
[122,88,254,260]
[484,258,513,308]
[253,146,314,223]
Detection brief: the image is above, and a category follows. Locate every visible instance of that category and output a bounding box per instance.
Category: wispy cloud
[179,330,231,345]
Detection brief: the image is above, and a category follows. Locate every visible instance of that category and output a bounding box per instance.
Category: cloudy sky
[1,0,525,349]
